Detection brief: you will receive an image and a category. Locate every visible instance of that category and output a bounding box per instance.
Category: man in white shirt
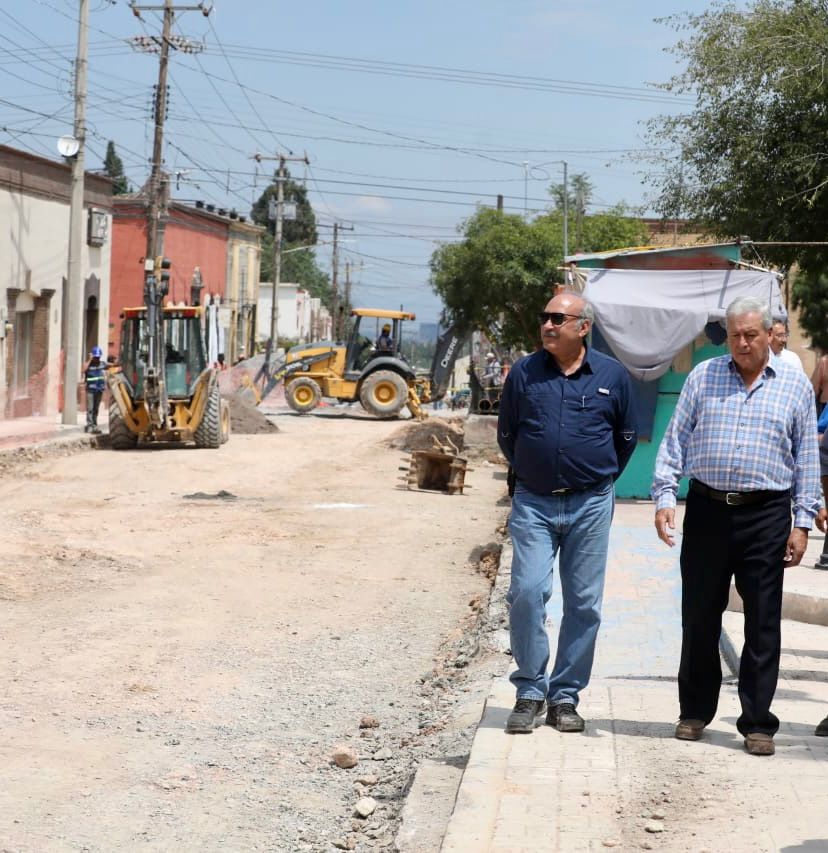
[770,321,804,371]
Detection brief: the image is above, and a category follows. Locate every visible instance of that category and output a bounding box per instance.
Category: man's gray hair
[559,290,594,330]
[725,297,772,330]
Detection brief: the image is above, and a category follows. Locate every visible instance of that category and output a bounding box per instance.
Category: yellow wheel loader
[107,258,230,449]
[257,308,464,419]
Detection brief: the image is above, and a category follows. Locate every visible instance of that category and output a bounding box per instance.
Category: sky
[0,0,720,324]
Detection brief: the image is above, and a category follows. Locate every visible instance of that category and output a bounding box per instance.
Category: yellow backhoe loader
[256,308,464,419]
[107,257,230,449]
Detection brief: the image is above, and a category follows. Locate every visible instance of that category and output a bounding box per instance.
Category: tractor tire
[360,370,408,418]
[108,401,138,450]
[220,398,231,444]
[194,383,222,448]
[286,377,322,414]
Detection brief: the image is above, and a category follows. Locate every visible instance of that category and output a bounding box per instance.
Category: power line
[204,15,292,154]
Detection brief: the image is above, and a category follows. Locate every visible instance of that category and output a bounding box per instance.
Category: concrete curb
[727,583,828,627]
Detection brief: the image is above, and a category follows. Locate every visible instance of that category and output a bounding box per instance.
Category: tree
[430,206,648,350]
[103,141,129,195]
[250,169,317,246]
[643,1,828,341]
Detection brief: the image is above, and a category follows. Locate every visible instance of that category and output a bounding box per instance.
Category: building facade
[257,283,332,345]
[0,145,113,418]
[226,219,263,364]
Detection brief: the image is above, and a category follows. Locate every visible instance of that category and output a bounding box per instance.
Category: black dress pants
[678,487,791,736]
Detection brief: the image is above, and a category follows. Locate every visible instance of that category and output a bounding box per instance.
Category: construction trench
[0,408,510,852]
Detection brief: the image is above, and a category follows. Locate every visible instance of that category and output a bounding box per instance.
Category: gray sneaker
[506,698,547,734]
[815,555,828,570]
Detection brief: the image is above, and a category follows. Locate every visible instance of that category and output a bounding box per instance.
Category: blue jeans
[507,481,614,708]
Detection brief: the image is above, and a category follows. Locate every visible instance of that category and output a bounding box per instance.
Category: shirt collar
[544,343,593,375]
[727,354,776,379]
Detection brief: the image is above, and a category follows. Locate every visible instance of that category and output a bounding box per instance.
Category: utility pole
[562,160,569,259]
[62,0,88,425]
[343,259,352,338]
[252,152,309,364]
[327,220,354,340]
[129,1,209,262]
[331,222,339,338]
[522,161,529,219]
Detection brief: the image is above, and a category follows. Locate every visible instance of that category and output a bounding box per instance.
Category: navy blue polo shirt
[497,346,638,495]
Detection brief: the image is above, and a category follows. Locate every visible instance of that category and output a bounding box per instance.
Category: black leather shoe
[546,703,585,732]
[505,698,546,734]
[815,556,828,571]
[816,715,828,737]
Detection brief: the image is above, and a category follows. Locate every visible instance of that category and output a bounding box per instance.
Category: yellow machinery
[258,308,464,419]
[107,259,230,449]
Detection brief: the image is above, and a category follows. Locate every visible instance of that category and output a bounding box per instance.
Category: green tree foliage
[790,269,828,351]
[103,141,129,195]
[643,1,828,341]
[430,206,647,350]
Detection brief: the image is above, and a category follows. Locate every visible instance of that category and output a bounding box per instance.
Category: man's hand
[816,508,828,534]
[784,527,809,566]
[655,508,676,547]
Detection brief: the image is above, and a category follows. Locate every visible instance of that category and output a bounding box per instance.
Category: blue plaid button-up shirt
[652,354,821,528]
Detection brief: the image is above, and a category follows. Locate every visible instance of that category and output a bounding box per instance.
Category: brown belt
[689,479,789,507]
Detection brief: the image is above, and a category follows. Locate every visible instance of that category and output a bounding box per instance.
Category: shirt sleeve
[497,369,518,464]
[651,366,700,510]
[612,368,638,478]
[791,381,821,528]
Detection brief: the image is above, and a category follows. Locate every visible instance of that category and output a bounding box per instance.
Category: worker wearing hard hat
[482,351,502,390]
[376,323,394,353]
[83,345,108,434]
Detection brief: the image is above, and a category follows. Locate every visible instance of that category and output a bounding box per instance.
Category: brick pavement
[442,502,828,853]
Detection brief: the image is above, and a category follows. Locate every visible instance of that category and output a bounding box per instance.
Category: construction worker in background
[83,345,107,434]
[482,352,502,395]
[376,323,394,353]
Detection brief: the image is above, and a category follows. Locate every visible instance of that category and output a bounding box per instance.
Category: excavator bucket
[399,435,469,496]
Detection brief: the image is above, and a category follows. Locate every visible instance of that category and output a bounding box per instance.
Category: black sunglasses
[537,311,583,326]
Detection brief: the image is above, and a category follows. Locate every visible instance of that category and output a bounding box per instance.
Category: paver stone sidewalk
[442,502,828,853]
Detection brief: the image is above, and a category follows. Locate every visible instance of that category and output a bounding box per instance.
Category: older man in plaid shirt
[652,296,825,756]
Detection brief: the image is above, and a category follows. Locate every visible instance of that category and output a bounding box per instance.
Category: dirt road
[0,414,508,852]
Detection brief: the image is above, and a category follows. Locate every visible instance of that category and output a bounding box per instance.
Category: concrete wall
[110,201,229,356]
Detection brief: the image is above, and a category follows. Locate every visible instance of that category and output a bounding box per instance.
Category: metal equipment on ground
[399,434,469,495]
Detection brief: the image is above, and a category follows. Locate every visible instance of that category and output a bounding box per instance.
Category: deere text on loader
[258,308,464,419]
[107,257,230,449]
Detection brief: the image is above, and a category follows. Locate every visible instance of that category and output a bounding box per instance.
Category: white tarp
[583,268,786,381]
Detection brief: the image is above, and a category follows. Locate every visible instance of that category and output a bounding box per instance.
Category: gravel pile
[386,418,465,454]
[223,391,279,434]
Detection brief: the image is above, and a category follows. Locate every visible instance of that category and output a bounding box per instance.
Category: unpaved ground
[0,415,509,852]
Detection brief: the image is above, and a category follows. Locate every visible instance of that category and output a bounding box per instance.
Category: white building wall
[0,187,111,416]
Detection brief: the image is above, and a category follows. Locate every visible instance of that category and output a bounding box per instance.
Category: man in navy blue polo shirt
[498,290,637,734]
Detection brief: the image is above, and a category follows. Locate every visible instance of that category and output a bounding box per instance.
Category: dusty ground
[0,413,509,852]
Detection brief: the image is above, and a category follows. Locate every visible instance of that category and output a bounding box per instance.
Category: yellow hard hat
[382,324,391,332]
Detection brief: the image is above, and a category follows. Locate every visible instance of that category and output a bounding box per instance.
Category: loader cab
[119,307,208,399]
[344,309,414,372]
